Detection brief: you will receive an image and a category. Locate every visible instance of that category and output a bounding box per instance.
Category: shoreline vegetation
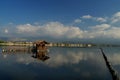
[0,40,120,47]
[0,40,33,46]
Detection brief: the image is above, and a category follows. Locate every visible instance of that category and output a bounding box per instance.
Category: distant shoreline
[0,41,120,47]
[0,42,33,46]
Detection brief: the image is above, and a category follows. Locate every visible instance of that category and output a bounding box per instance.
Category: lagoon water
[0,46,120,80]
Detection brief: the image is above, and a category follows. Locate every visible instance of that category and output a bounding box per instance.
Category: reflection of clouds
[45,50,103,67]
[1,48,106,68]
[16,56,35,65]
[2,53,37,65]
[2,48,105,68]
[10,49,104,68]
[3,54,7,58]
[0,48,111,79]
[108,53,120,65]
[46,51,85,67]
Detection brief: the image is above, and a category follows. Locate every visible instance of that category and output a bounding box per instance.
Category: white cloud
[16,22,84,39]
[91,24,110,31]
[74,19,82,23]
[17,24,39,33]
[90,24,120,39]
[96,17,107,22]
[1,22,120,41]
[2,12,120,41]
[4,29,8,33]
[111,12,120,23]
[105,27,120,39]
[82,15,92,19]
[81,15,107,23]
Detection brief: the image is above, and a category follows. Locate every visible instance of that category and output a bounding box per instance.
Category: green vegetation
[0,40,6,43]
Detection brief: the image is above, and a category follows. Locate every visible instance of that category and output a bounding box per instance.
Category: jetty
[1,40,119,48]
[2,40,50,61]
[0,40,93,47]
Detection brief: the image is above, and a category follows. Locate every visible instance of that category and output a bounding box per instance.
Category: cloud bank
[1,12,120,42]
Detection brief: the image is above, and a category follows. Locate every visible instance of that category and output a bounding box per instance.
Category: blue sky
[0,0,120,25]
[1,0,120,43]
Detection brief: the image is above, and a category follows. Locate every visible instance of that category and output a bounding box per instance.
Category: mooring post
[100,48,119,80]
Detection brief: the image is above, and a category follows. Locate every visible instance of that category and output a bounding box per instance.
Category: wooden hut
[33,40,49,52]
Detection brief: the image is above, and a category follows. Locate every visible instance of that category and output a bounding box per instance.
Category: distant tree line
[0,40,6,43]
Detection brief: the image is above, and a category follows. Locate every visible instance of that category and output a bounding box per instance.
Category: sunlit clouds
[74,19,82,23]
[1,12,120,41]
[4,29,9,33]
[91,24,110,31]
[13,49,104,68]
[16,22,84,39]
[81,15,107,23]
[82,15,93,19]
[96,17,107,23]
[111,12,120,23]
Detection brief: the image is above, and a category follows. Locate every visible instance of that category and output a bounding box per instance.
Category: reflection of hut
[34,40,49,52]
[32,51,50,61]
[2,46,32,53]
[32,40,50,61]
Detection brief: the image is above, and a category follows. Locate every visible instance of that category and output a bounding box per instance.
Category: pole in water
[100,48,119,80]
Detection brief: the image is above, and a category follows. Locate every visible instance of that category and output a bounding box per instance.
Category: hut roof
[34,40,49,44]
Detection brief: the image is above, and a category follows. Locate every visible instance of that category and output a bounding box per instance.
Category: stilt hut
[33,40,49,52]
[32,40,50,61]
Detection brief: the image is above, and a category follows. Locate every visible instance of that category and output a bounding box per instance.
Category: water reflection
[2,46,32,53]
[1,46,120,80]
[32,50,50,61]
[2,46,50,62]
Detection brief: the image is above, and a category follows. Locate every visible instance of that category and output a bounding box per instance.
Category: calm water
[0,46,120,80]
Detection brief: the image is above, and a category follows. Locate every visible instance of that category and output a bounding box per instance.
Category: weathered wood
[34,40,49,52]
[32,40,50,61]
[100,48,119,80]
